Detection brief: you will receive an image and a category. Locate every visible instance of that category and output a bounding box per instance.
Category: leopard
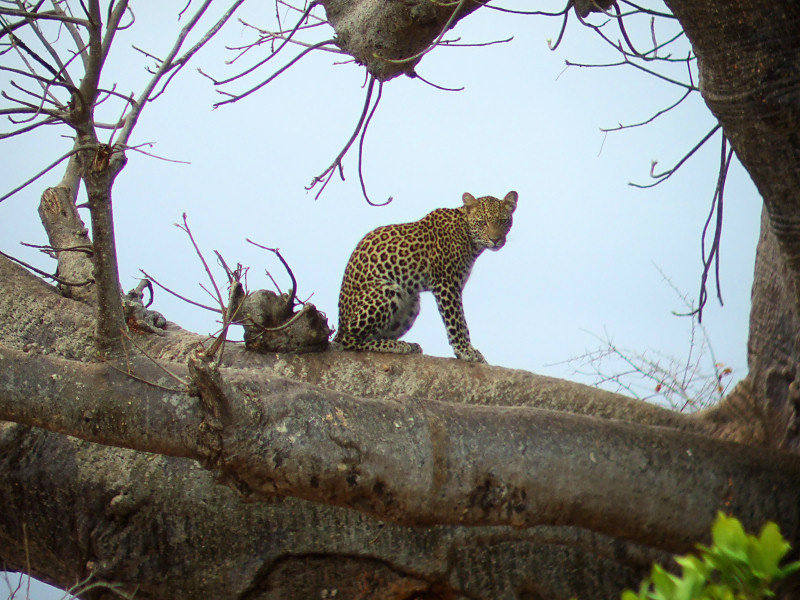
[334,191,518,363]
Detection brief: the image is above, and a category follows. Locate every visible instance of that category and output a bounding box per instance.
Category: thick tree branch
[1,340,799,558]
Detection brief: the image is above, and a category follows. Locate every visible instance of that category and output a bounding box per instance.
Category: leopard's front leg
[432,284,487,363]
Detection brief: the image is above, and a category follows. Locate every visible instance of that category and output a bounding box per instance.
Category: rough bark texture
[79,142,127,358]
[321,0,483,80]
[2,255,799,599]
[665,0,800,450]
[36,154,94,303]
[0,423,665,600]
[744,208,800,451]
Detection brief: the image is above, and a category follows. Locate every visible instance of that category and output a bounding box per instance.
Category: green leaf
[650,564,678,598]
[749,521,791,578]
[711,512,748,561]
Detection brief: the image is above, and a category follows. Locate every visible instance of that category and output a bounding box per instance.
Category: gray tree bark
[1,252,798,600]
[665,0,800,451]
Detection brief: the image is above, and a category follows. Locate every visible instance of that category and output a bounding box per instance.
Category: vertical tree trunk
[743,208,800,451]
[81,144,127,358]
[665,0,800,452]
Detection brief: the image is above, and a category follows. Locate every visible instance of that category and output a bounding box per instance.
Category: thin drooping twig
[694,136,734,322]
[306,75,376,200]
[408,71,464,92]
[246,239,297,307]
[547,8,570,50]
[610,1,645,57]
[356,79,392,207]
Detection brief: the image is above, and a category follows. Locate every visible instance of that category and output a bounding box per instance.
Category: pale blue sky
[1,1,761,595]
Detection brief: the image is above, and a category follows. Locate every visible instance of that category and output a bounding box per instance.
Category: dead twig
[0,248,92,286]
[629,124,720,189]
[140,269,222,314]
[691,136,734,322]
[246,239,298,307]
[306,75,377,200]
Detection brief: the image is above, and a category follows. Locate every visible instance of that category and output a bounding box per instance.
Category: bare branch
[410,70,465,92]
[601,88,692,132]
[629,124,720,189]
[51,1,90,71]
[695,137,734,322]
[306,75,377,200]
[356,79,392,206]
[547,9,569,50]
[0,143,93,202]
[246,239,297,307]
[617,0,677,19]
[477,0,571,17]
[20,241,92,255]
[175,213,224,309]
[0,7,90,26]
[0,114,58,140]
[0,248,92,286]
[211,1,320,86]
[438,35,514,48]
[140,270,222,314]
[146,0,247,103]
[564,55,697,91]
[208,39,335,108]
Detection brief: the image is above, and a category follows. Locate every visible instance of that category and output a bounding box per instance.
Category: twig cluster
[519,0,733,317]
[1,1,246,202]
[555,267,733,411]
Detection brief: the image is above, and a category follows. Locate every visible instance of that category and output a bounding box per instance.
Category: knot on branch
[573,0,616,18]
[239,290,331,353]
[187,349,256,498]
[123,279,167,335]
[240,242,331,353]
[187,350,228,459]
[321,0,481,81]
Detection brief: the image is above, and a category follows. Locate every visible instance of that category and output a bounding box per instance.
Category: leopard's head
[462,191,518,251]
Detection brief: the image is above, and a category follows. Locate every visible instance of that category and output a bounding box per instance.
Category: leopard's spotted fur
[334,191,518,363]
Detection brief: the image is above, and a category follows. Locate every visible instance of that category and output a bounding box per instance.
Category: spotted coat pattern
[334,191,518,363]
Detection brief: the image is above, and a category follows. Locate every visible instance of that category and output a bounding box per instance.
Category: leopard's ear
[462,192,479,208]
[503,191,518,213]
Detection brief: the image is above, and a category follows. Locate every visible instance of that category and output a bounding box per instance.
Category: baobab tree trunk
[665,0,800,451]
